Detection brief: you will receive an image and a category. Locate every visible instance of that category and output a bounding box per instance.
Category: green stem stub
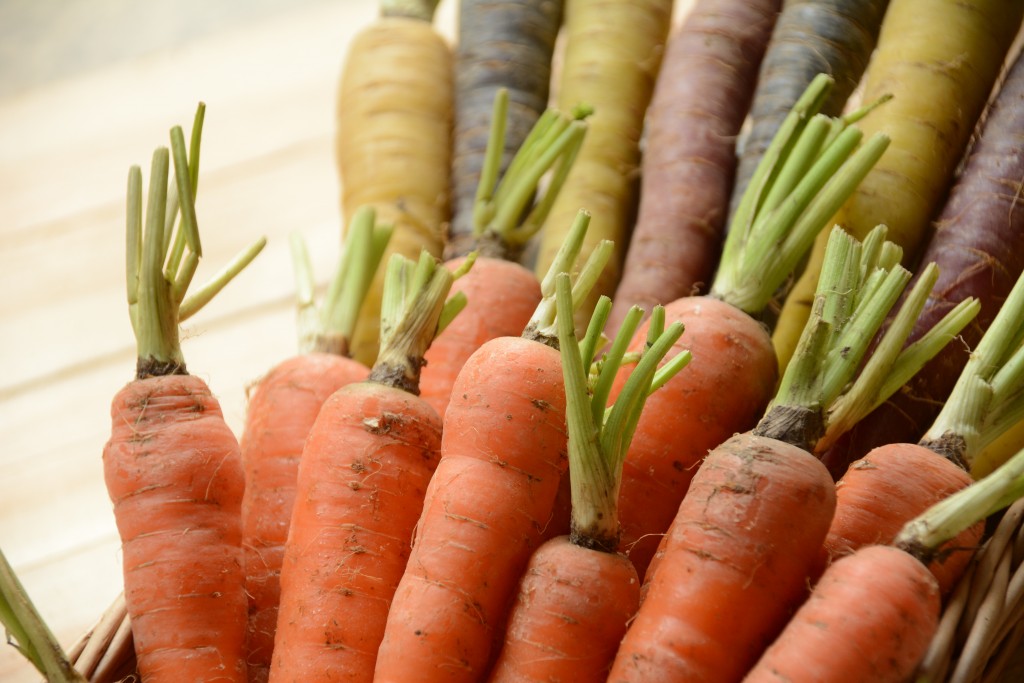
[0,548,86,682]
[368,251,472,393]
[291,206,393,356]
[711,73,891,317]
[895,446,1024,565]
[126,103,266,379]
[755,225,979,454]
[523,210,612,348]
[467,88,590,260]
[556,277,689,550]
[922,266,1024,473]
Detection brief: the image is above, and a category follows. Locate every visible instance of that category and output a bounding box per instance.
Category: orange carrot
[742,545,941,683]
[607,432,837,683]
[746,445,1024,683]
[239,208,389,681]
[103,106,266,682]
[420,91,587,419]
[373,213,612,683]
[269,251,466,682]
[822,265,1024,594]
[611,224,976,683]
[488,280,689,682]
[609,76,890,576]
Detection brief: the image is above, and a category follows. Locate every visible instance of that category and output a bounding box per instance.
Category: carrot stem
[368,250,468,393]
[896,446,1024,562]
[524,209,609,347]
[290,231,319,353]
[711,71,890,316]
[759,224,979,451]
[556,275,687,548]
[127,103,265,378]
[380,0,439,21]
[923,268,1024,470]
[0,548,86,682]
[472,89,590,254]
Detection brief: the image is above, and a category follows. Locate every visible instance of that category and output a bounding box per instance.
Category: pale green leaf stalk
[127,103,266,379]
[464,88,590,260]
[556,275,689,550]
[368,250,471,394]
[1,548,86,682]
[711,72,891,318]
[921,267,1024,475]
[754,225,978,454]
[288,207,394,356]
[523,210,612,348]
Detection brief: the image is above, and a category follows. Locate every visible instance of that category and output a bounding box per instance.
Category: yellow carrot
[532,0,674,326]
[337,0,453,365]
[772,0,1024,373]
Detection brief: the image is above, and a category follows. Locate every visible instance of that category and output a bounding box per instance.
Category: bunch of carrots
[7,2,1024,682]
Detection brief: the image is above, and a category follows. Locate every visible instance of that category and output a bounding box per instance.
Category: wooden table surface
[0,1,465,679]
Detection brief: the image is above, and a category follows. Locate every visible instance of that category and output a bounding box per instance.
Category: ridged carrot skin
[339,16,453,365]
[822,443,983,595]
[240,353,368,680]
[819,48,1024,478]
[419,257,542,420]
[374,336,568,683]
[772,0,1024,372]
[728,0,888,217]
[608,0,779,335]
[486,535,640,683]
[608,432,836,683]
[533,0,673,319]
[104,374,247,683]
[448,0,563,258]
[611,296,778,576]
[743,545,940,683]
[268,382,442,682]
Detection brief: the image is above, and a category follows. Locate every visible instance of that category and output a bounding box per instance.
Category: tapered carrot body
[338,10,453,365]
[419,257,542,420]
[743,544,940,683]
[268,382,442,682]
[374,336,568,683]
[772,0,1024,372]
[533,0,673,317]
[823,443,983,595]
[104,374,247,683]
[612,296,778,576]
[448,0,563,258]
[607,432,836,683]
[240,353,368,678]
[608,0,779,334]
[486,535,640,683]
[728,0,888,217]
[819,47,1024,478]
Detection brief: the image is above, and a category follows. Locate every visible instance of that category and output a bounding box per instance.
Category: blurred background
[0,1,456,680]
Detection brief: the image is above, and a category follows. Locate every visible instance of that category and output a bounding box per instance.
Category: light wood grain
[0,2,457,680]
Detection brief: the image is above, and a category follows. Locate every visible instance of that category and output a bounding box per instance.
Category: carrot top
[470,88,589,260]
[754,225,979,452]
[522,209,613,348]
[711,74,891,317]
[896,445,1024,567]
[0,547,86,682]
[291,206,393,355]
[380,0,439,21]
[921,268,1024,476]
[557,278,690,549]
[368,250,474,393]
[126,103,266,379]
